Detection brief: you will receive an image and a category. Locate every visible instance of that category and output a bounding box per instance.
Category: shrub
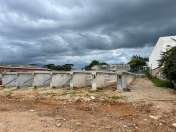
[145,71,174,88]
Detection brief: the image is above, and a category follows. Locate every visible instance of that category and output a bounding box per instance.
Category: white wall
[16,72,33,87]
[122,72,134,89]
[51,72,71,88]
[33,72,51,87]
[149,36,176,70]
[117,71,134,91]
[95,72,117,88]
[72,72,92,88]
[2,73,17,87]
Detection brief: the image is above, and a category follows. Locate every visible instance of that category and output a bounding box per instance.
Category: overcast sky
[0,0,176,69]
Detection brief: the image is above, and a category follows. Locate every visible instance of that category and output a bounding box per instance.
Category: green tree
[128,57,146,69]
[99,62,109,65]
[54,65,64,70]
[84,60,108,70]
[63,64,74,71]
[44,64,55,70]
[158,44,176,83]
[43,64,74,71]
[128,55,148,69]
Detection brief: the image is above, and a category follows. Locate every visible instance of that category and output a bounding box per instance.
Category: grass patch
[100,93,110,99]
[62,91,68,95]
[69,91,77,96]
[89,90,98,93]
[111,96,120,100]
[84,93,89,97]
[33,88,37,91]
[4,91,12,96]
[61,91,83,96]
[10,88,18,92]
[69,91,83,95]
[145,71,174,88]
[45,92,58,97]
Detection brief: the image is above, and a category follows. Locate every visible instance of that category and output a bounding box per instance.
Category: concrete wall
[134,74,146,79]
[96,73,105,88]
[16,72,33,88]
[105,73,117,86]
[95,72,117,88]
[51,72,71,88]
[72,72,92,88]
[122,72,134,88]
[91,72,117,90]
[117,71,134,91]
[33,72,51,88]
[2,72,17,87]
[149,36,176,70]
[150,68,166,80]
[2,71,134,91]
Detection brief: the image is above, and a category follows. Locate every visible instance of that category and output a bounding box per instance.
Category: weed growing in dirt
[84,93,89,97]
[145,71,174,88]
[4,91,12,96]
[10,88,18,92]
[33,88,37,91]
[100,93,110,99]
[45,92,51,96]
[70,91,77,95]
[62,91,68,95]
[111,96,120,100]
[45,92,58,97]
[89,90,98,93]
[70,91,83,95]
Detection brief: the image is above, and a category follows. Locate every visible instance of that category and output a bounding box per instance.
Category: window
[0,70,4,72]
[9,70,17,72]
[166,45,171,51]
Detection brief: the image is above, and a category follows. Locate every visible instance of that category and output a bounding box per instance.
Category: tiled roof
[0,63,47,70]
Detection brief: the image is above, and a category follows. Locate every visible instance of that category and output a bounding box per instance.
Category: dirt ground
[1,78,176,132]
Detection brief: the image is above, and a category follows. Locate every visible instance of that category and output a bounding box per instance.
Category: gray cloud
[0,0,176,68]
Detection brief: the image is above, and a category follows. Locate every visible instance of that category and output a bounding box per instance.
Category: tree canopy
[84,60,108,70]
[128,55,148,69]
[44,64,74,71]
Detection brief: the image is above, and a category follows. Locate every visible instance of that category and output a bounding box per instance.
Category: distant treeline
[29,64,74,71]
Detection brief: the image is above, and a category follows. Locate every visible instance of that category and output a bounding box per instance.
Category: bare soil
[0,78,176,132]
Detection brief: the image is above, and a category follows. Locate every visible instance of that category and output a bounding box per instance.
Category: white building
[92,64,130,71]
[149,36,176,70]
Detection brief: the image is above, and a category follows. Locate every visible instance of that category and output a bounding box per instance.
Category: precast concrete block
[2,72,17,87]
[16,72,33,88]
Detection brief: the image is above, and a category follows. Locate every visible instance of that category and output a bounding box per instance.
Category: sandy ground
[0,78,176,132]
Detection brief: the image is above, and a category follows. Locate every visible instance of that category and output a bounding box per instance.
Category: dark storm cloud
[0,0,176,67]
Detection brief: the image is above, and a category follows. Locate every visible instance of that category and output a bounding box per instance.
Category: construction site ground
[1,78,176,132]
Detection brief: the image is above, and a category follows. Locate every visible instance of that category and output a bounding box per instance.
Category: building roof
[159,35,176,40]
[0,63,47,70]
